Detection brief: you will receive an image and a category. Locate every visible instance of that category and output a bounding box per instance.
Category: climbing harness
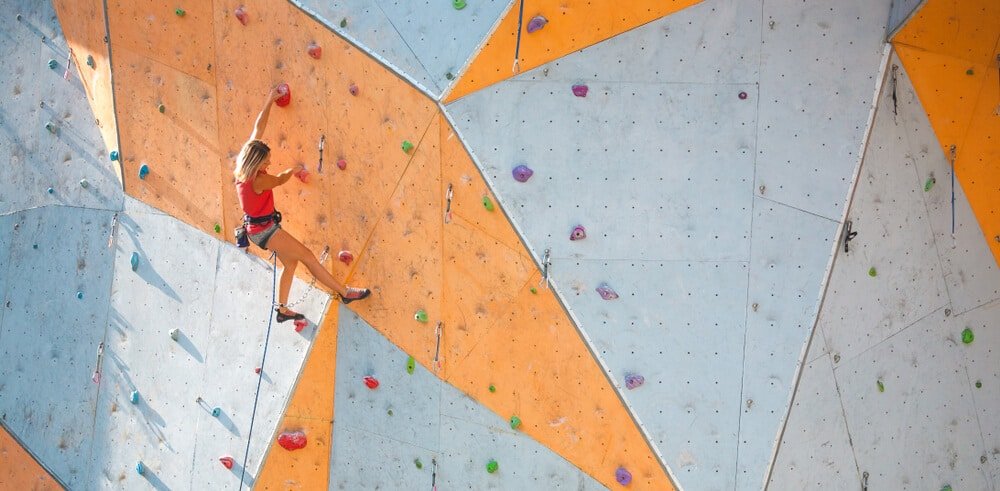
[949,145,956,245]
[444,184,453,224]
[512,0,525,74]
[842,220,858,254]
[317,134,325,174]
[238,252,278,490]
[236,211,283,250]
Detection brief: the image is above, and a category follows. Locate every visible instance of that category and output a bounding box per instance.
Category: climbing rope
[512,0,525,74]
[238,251,278,490]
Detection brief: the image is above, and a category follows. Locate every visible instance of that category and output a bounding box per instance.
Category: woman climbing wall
[234,85,370,322]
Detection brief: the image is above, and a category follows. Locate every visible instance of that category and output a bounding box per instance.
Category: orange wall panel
[892,0,999,65]
[106,0,216,83]
[0,426,61,490]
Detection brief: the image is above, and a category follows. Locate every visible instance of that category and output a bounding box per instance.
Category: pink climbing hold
[294,168,310,183]
[308,43,322,60]
[277,431,307,451]
[254,367,261,374]
[616,467,632,486]
[293,319,308,333]
[596,283,619,300]
[363,375,379,389]
[570,225,586,241]
[624,373,644,390]
[738,91,748,100]
[338,250,354,265]
[512,164,533,183]
[219,456,235,469]
[275,83,291,107]
[526,15,547,33]
[336,158,348,170]
[348,83,359,96]
[572,84,588,97]
[234,6,248,25]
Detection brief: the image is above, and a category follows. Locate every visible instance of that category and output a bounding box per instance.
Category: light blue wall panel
[888,0,925,37]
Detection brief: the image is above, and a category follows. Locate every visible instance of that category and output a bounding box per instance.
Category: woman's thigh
[266,228,311,263]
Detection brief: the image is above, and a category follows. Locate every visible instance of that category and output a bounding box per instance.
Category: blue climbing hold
[110,150,119,161]
[138,163,149,180]
[130,390,139,404]
[47,59,57,69]
[136,461,145,475]
[76,291,84,300]
[212,406,221,417]
[130,252,140,271]
[47,187,54,194]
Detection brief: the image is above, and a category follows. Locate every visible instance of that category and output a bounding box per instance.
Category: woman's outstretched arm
[252,164,305,194]
[250,86,282,141]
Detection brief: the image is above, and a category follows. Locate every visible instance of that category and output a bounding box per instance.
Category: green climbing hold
[402,140,414,153]
[214,223,222,234]
[47,59,57,69]
[387,408,394,416]
[414,458,423,469]
[339,18,347,28]
[509,415,521,430]
[86,55,95,68]
[530,287,537,294]
[965,68,974,75]
[406,356,415,374]
[446,72,454,80]
[482,195,495,212]
[488,384,496,393]
[158,103,166,113]
[941,485,953,491]
[924,176,936,191]
[45,122,55,133]
[486,459,498,474]
[975,380,982,389]
[414,309,428,323]
[961,327,974,344]
[175,8,186,17]
[868,267,877,277]
[453,0,467,10]
[877,380,885,393]
[80,179,89,189]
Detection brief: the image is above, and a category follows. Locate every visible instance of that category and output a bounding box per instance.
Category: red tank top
[236,171,275,233]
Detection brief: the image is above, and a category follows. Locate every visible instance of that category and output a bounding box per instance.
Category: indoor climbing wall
[769,52,1000,490]
[330,306,605,489]
[887,0,924,36]
[445,0,891,489]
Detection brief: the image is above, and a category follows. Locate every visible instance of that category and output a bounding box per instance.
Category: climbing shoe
[341,287,371,305]
[275,307,305,323]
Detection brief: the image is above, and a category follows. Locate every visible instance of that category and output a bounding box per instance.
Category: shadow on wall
[116,213,181,303]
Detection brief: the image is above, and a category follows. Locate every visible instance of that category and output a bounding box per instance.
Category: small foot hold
[341,287,371,304]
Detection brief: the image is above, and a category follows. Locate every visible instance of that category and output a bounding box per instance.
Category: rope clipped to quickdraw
[512,0,525,74]
[949,145,957,246]
[238,252,278,490]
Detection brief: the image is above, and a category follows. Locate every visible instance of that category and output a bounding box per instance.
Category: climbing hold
[32,244,38,250]
[570,225,587,241]
[80,179,90,189]
[615,467,632,486]
[406,356,415,374]
[624,373,644,390]
[402,140,414,153]
[876,380,885,393]
[509,415,521,430]
[512,164,534,182]
[48,59,57,69]
[924,176,936,191]
[86,55,95,68]
[530,287,537,294]
[572,84,589,97]
[739,91,748,100]
[211,406,222,417]
[348,83,359,96]
[941,485,953,491]
[45,122,56,133]
[453,0,467,10]
[596,283,619,300]
[110,150,119,161]
[157,103,165,113]
[219,456,235,469]
[16,14,22,21]
[214,223,222,233]
[488,384,496,393]
[975,381,982,389]
[275,83,291,107]
[363,375,379,389]
[965,68,974,75]
[526,15,547,33]
[339,18,347,28]
[169,328,179,340]
[486,459,499,474]
[130,252,140,271]
[414,458,423,469]
[868,267,877,277]
[446,72,454,80]
[234,5,248,25]
[77,291,84,300]
[47,187,54,194]
[129,390,139,404]
[307,43,322,59]
[293,319,307,332]
[414,309,428,323]
[138,163,150,180]
[387,408,393,416]
[294,167,310,183]
[277,431,307,451]
[336,158,347,170]
[136,461,145,475]
[482,195,495,211]
[174,8,185,17]
[254,367,261,374]
[337,250,353,265]
[961,328,974,344]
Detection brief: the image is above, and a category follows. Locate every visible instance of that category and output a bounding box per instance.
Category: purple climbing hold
[569,225,586,241]
[512,164,533,183]
[738,91,748,100]
[596,283,618,300]
[624,373,644,390]
[526,15,547,33]
[572,84,588,98]
[616,467,632,486]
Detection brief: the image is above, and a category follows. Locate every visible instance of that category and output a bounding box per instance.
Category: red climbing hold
[336,158,348,170]
[348,83,359,96]
[254,367,261,374]
[338,250,354,265]
[234,6,248,25]
[294,319,307,332]
[363,375,379,389]
[572,84,588,97]
[308,43,322,60]
[277,431,307,451]
[275,83,291,107]
[220,456,235,469]
[295,168,310,183]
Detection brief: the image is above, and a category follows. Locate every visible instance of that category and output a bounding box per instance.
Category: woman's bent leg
[267,229,349,297]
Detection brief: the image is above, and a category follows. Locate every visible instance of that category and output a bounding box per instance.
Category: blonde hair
[234,139,271,182]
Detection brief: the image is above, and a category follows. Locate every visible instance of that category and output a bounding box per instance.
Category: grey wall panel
[0,206,116,486]
[957,299,1000,482]
[888,0,925,37]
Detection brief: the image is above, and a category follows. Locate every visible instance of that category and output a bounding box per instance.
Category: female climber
[234,85,370,322]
